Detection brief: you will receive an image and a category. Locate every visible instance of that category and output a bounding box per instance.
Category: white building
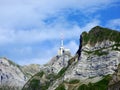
[57,37,70,56]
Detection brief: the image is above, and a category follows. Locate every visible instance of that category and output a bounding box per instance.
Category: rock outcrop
[21,64,41,78]
[43,51,72,74]
[0,57,27,89]
[64,26,120,81]
[49,26,120,90]
[0,57,41,90]
[22,26,120,90]
[108,64,120,90]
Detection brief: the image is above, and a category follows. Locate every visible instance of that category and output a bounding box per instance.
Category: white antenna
[60,33,64,47]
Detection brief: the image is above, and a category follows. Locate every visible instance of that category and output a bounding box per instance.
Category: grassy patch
[68,79,80,84]
[78,75,111,90]
[84,49,109,56]
[29,79,40,89]
[55,84,65,90]
[56,67,67,78]
[35,71,44,77]
[93,50,108,56]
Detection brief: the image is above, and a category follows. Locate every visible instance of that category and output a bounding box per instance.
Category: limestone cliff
[22,26,120,90]
[64,26,120,80]
[43,51,72,74]
[108,64,120,90]
[0,57,41,90]
[0,57,27,90]
[48,26,120,90]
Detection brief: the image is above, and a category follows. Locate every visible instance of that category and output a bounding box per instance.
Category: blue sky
[0,0,120,65]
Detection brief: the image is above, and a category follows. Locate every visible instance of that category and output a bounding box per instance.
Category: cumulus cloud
[0,0,118,28]
[0,20,99,45]
[65,41,79,55]
[106,18,120,30]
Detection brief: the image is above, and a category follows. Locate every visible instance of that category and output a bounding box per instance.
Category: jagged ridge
[81,26,120,46]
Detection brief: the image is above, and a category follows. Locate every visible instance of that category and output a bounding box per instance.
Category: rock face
[64,26,120,81]
[0,57,41,90]
[23,26,120,90]
[108,64,120,90]
[21,64,41,78]
[48,26,120,90]
[0,57,27,89]
[43,51,72,74]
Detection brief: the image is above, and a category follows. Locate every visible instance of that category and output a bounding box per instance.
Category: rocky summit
[22,26,120,90]
[0,57,41,90]
[64,26,120,80]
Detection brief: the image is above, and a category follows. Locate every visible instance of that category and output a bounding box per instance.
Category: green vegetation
[84,43,120,56]
[78,75,111,90]
[68,55,78,65]
[29,79,40,89]
[22,66,69,90]
[24,77,50,90]
[56,67,67,78]
[55,56,77,79]
[0,86,22,90]
[82,26,120,46]
[68,79,80,84]
[22,71,46,90]
[93,50,108,56]
[22,60,73,90]
[84,49,109,56]
[55,84,65,90]
[35,71,44,77]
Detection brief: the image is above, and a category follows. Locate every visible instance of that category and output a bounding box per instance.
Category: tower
[61,33,64,47]
[58,33,64,56]
[57,33,71,67]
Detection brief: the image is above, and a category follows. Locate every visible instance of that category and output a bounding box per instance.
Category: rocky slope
[22,26,120,90]
[108,64,120,90]
[21,64,41,78]
[43,51,72,74]
[0,57,41,90]
[22,51,72,90]
[0,57,27,89]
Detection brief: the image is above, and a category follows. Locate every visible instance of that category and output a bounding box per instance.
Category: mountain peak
[81,26,120,46]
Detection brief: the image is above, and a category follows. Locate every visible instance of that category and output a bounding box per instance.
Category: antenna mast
[61,33,64,47]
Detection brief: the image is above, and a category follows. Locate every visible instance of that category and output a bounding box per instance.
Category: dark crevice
[76,34,82,60]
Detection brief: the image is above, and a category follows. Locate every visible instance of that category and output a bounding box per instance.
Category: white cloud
[0,0,118,28]
[106,18,120,30]
[18,57,49,65]
[0,20,99,45]
[65,41,79,55]
[12,47,32,55]
[17,45,59,65]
